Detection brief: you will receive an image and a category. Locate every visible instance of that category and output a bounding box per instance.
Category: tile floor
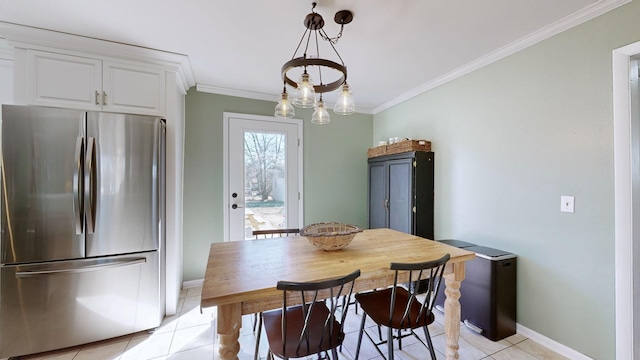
[6,286,570,360]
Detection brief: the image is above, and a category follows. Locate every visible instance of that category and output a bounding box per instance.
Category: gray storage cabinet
[367,151,434,239]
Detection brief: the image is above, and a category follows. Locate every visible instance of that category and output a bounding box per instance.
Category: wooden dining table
[201,228,476,360]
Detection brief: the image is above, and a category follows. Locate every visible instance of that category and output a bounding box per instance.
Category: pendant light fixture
[274,85,295,118]
[333,83,355,115]
[311,95,330,124]
[275,2,355,124]
[292,71,316,108]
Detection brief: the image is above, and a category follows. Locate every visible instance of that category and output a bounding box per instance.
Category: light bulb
[334,83,355,115]
[311,97,330,124]
[274,90,295,118]
[293,72,317,108]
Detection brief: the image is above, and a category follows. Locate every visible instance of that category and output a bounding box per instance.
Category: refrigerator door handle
[85,137,97,234]
[73,136,85,235]
[14,257,147,278]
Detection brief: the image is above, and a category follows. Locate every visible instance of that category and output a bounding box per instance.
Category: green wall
[183,91,373,281]
[373,2,640,359]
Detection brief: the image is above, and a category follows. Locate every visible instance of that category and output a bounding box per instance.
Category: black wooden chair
[354,254,450,360]
[255,269,361,360]
[252,228,300,239]
[251,228,301,333]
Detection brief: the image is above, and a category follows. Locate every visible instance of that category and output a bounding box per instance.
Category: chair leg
[252,313,258,332]
[331,347,339,359]
[397,329,402,350]
[354,313,367,360]
[387,326,394,360]
[254,314,263,360]
[422,325,437,360]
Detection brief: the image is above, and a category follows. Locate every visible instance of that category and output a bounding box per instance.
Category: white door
[224,113,303,241]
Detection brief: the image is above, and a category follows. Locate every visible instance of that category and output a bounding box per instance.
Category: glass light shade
[274,91,295,118]
[311,98,330,124]
[292,72,317,108]
[333,83,355,115]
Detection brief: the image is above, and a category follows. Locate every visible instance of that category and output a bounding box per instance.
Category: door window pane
[244,131,287,238]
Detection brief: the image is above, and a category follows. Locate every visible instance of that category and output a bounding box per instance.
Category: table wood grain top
[201,228,475,309]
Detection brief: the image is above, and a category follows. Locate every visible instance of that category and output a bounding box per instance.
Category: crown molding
[373,0,631,114]
[196,84,277,102]
[0,22,196,92]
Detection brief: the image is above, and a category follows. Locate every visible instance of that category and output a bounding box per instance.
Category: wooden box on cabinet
[368,151,434,239]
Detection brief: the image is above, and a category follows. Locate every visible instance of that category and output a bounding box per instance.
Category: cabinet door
[27,50,102,110]
[103,61,166,116]
[368,161,388,229]
[388,159,413,234]
[0,58,13,107]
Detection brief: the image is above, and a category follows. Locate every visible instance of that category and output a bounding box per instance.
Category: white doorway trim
[222,112,304,242]
[613,41,640,360]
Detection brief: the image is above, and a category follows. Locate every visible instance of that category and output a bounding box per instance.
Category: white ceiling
[0,0,626,113]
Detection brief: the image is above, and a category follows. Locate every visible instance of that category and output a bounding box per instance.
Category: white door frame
[613,41,640,360]
[222,112,304,242]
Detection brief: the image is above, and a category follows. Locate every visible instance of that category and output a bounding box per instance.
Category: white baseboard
[182,278,204,289]
[516,323,592,360]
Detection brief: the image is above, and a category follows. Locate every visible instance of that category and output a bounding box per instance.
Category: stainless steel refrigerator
[0,105,165,358]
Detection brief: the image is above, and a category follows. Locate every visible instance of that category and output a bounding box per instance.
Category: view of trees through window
[244,131,287,231]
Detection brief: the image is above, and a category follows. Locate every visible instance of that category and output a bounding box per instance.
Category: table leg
[443,262,465,360]
[217,303,242,360]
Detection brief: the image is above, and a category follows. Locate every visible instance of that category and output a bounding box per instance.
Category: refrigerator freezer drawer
[0,251,162,358]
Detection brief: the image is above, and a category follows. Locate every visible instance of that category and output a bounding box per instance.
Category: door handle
[15,257,146,278]
[73,137,84,235]
[84,137,97,234]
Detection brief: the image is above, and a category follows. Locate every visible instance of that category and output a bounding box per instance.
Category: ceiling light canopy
[274,2,355,124]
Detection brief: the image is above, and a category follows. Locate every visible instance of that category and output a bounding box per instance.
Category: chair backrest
[389,254,450,329]
[253,228,300,239]
[276,269,361,358]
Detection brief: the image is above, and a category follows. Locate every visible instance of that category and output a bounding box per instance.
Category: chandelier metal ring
[281,57,347,94]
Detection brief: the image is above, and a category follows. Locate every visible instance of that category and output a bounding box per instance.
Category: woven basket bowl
[300,222,363,251]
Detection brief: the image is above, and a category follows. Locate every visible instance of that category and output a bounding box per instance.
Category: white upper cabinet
[103,61,166,116]
[28,50,102,110]
[27,50,166,116]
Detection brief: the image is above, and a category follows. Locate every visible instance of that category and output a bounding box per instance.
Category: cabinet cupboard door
[368,162,387,229]
[28,50,102,110]
[388,159,413,234]
[103,61,166,116]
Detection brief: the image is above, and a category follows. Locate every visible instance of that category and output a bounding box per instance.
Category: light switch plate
[561,196,575,213]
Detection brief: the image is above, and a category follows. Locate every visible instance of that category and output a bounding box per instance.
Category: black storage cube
[435,244,517,342]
